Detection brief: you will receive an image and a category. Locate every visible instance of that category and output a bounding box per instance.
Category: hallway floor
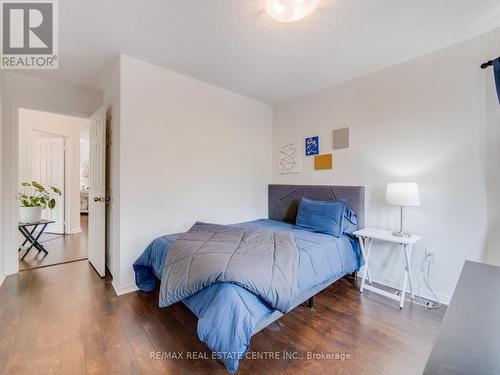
[19,214,88,271]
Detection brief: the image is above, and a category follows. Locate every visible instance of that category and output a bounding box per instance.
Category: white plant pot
[19,206,43,224]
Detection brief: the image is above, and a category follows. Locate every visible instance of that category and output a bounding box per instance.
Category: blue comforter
[133,219,361,372]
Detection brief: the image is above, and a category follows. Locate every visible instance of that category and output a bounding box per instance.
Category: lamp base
[392,231,411,238]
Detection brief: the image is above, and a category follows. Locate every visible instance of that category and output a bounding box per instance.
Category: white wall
[80,122,90,190]
[0,71,4,286]
[113,55,273,292]
[485,59,500,266]
[1,72,102,275]
[273,27,500,303]
[18,108,89,233]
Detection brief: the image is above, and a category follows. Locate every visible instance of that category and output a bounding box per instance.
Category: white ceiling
[24,0,500,104]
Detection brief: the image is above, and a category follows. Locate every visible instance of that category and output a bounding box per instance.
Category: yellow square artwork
[314,154,333,170]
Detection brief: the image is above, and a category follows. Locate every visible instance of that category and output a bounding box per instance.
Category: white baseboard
[112,281,139,296]
[0,273,5,288]
[112,275,450,304]
[357,273,451,305]
[71,227,82,234]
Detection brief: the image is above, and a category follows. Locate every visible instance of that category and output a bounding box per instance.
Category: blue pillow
[342,207,358,234]
[295,198,346,237]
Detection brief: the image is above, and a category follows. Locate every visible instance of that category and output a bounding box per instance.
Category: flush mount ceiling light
[265,0,319,23]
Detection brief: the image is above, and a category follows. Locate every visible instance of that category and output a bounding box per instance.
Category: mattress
[133,219,361,372]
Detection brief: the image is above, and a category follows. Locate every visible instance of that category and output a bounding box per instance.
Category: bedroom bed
[133,184,365,373]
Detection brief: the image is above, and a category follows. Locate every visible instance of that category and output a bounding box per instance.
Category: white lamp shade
[386,183,421,206]
[265,0,320,23]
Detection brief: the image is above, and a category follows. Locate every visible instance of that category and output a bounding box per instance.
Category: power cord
[394,246,442,309]
[414,248,441,308]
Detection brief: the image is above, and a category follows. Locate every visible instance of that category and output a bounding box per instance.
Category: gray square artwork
[332,127,349,149]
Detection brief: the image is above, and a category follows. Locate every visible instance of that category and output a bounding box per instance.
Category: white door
[88,106,106,277]
[32,137,65,234]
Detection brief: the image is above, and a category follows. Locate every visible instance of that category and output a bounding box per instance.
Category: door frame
[30,130,71,234]
[5,102,89,275]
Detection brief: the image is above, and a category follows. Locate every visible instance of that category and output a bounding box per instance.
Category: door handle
[94,197,103,202]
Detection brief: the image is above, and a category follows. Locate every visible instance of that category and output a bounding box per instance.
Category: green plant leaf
[32,181,44,192]
[17,181,61,208]
[50,186,62,195]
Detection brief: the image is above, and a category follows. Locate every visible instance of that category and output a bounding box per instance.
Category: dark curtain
[494,57,500,104]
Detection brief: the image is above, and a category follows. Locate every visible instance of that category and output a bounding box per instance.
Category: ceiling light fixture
[265,0,319,23]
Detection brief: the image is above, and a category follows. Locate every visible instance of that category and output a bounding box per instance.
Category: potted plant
[18,181,62,223]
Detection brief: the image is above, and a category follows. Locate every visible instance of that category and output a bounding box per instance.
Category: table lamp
[386,182,420,237]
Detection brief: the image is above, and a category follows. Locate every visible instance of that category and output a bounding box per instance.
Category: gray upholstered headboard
[268,184,365,228]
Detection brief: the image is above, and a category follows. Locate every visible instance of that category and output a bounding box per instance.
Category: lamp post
[386,183,421,237]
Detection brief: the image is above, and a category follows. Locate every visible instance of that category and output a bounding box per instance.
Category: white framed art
[278,141,302,174]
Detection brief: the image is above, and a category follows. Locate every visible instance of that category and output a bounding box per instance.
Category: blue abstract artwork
[305,136,319,156]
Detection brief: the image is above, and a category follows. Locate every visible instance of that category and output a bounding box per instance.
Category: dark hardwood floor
[19,214,88,271]
[0,260,445,374]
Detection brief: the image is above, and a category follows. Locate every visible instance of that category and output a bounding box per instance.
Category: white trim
[71,227,82,234]
[6,101,21,276]
[357,274,451,305]
[112,281,139,296]
[4,101,92,276]
[0,274,5,287]
[63,137,72,235]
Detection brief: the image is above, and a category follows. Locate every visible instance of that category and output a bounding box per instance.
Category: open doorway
[17,108,90,271]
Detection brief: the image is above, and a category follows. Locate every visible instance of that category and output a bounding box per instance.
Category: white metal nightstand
[353,228,421,309]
